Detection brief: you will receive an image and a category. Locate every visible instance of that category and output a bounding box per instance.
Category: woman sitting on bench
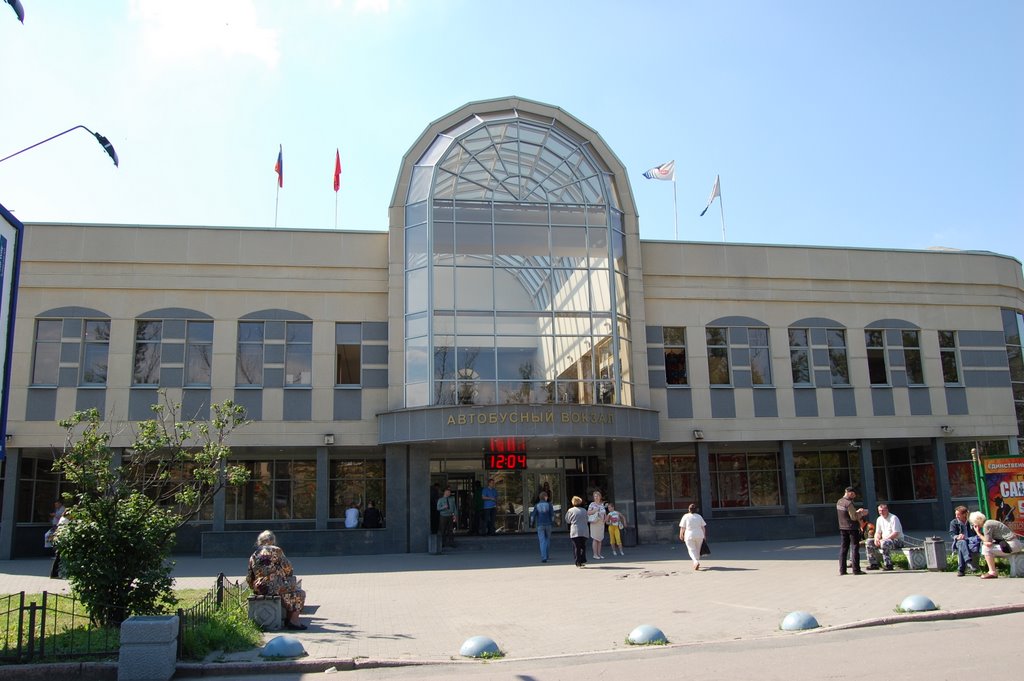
[246,530,307,630]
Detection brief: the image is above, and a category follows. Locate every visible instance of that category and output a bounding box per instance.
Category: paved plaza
[2,536,1023,671]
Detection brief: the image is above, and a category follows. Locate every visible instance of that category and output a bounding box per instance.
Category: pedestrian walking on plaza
[531,490,554,562]
[836,486,868,576]
[678,503,707,570]
[565,495,590,568]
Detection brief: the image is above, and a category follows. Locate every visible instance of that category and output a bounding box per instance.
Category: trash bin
[924,536,946,572]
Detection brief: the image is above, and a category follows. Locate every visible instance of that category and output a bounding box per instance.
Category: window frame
[663,326,688,386]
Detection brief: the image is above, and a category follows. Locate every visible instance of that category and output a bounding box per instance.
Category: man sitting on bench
[866,504,904,571]
[949,505,980,576]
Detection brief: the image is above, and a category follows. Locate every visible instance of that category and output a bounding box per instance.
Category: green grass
[0,585,262,663]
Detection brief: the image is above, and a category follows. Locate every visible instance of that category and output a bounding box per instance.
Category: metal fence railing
[0,590,120,663]
[175,573,249,659]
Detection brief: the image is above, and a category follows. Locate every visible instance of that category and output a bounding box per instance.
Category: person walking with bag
[565,495,590,568]
[678,503,707,571]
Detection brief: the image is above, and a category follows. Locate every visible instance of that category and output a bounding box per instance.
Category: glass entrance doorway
[434,468,566,535]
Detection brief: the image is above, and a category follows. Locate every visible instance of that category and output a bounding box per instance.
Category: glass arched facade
[403,111,633,408]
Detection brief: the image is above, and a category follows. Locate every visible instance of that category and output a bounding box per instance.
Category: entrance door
[526,471,565,530]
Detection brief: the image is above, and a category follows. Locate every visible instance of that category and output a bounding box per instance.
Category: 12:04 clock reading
[484,453,528,470]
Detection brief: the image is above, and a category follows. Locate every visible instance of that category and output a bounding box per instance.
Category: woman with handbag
[587,490,608,560]
[565,496,591,568]
[678,503,707,571]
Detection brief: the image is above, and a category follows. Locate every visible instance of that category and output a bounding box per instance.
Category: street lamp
[0,125,119,167]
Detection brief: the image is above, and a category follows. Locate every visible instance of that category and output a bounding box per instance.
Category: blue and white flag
[642,160,675,181]
[699,175,721,216]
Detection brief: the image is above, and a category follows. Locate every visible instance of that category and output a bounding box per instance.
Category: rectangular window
[285,322,312,386]
[710,451,781,508]
[80,319,111,385]
[185,321,213,386]
[1004,309,1024,436]
[226,459,316,520]
[652,452,698,512]
[236,322,265,386]
[794,449,860,505]
[706,327,730,385]
[329,459,386,523]
[31,319,62,385]
[875,445,936,501]
[827,329,850,385]
[902,330,924,385]
[336,323,362,385]
[865,329,888,385]
[788,328,811,385]
[944,442,980,498]
[748,328,772,385]
[133,320,162,385]
[663,327,688,386]
[16,458,73,523]
[939,330,960,384]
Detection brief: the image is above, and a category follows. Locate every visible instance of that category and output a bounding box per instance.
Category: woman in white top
[678,503,707,571]
[587,491,608,560]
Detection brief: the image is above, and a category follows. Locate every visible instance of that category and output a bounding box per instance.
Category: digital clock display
[485,453,528,470]
[485,437,528,469]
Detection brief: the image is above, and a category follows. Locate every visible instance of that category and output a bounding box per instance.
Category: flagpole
[334,191,339,230]
[718,188,727,242]
[274,184,280,228]
[673,178,679,240]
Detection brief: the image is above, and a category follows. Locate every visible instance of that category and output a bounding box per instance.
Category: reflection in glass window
[329,459,386,524]
[226,459,316,520]
[706,327,730,385]
[789,328,810,385]
[710,451,781,508]
[185,321,213,386]
[133,321,162,385]
[664,327,688,386]
[16,458,74,523]
[653,452,698,511]
[865,329,888,385]
[939,330,960,384]
[1001,309,1024,437]
[902,330,924,385]
[404,113,628,407]
[749,328,772,385]
[80,320,111,385]
[336,323,362,386]
[874,445,936,501]
[31,319,62,385]
[285,322,312,386]
[827,329,850,385]
[794,448,860,505]
[236,322,265,386]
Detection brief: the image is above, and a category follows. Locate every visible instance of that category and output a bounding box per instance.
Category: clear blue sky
[2,1,1021,264]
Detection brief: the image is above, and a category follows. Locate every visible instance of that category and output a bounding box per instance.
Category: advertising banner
[983,456,1024,537]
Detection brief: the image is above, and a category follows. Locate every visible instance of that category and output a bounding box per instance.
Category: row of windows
[16,457,385,525]
[31,319,364,389]
[652,439,1009,511]
[664,326,962,388]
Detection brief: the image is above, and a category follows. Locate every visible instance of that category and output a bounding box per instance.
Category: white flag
[643,160,675,181]
[699,175,721,216]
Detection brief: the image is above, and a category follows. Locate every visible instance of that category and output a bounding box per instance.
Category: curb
[799,602,1024,635]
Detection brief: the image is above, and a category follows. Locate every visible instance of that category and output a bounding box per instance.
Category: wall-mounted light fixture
[323,433,335,445]
[693,429,704,440]
[941,425,953,434]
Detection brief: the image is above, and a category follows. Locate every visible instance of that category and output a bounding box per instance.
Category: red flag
[333,149,342,192]
[274,145,283,187]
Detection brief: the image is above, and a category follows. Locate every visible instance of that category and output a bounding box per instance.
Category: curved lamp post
[0,125,119,167]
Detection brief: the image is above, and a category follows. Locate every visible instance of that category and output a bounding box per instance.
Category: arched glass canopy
[403,109,633,408]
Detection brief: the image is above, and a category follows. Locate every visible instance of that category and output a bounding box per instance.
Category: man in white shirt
[866,504,904,571]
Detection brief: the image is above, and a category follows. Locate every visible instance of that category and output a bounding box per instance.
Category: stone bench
[247,595,285,631]
[901,546,928,570]
[1005,550,1024,577]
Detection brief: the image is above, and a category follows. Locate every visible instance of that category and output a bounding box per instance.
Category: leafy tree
[52,396,250,626]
